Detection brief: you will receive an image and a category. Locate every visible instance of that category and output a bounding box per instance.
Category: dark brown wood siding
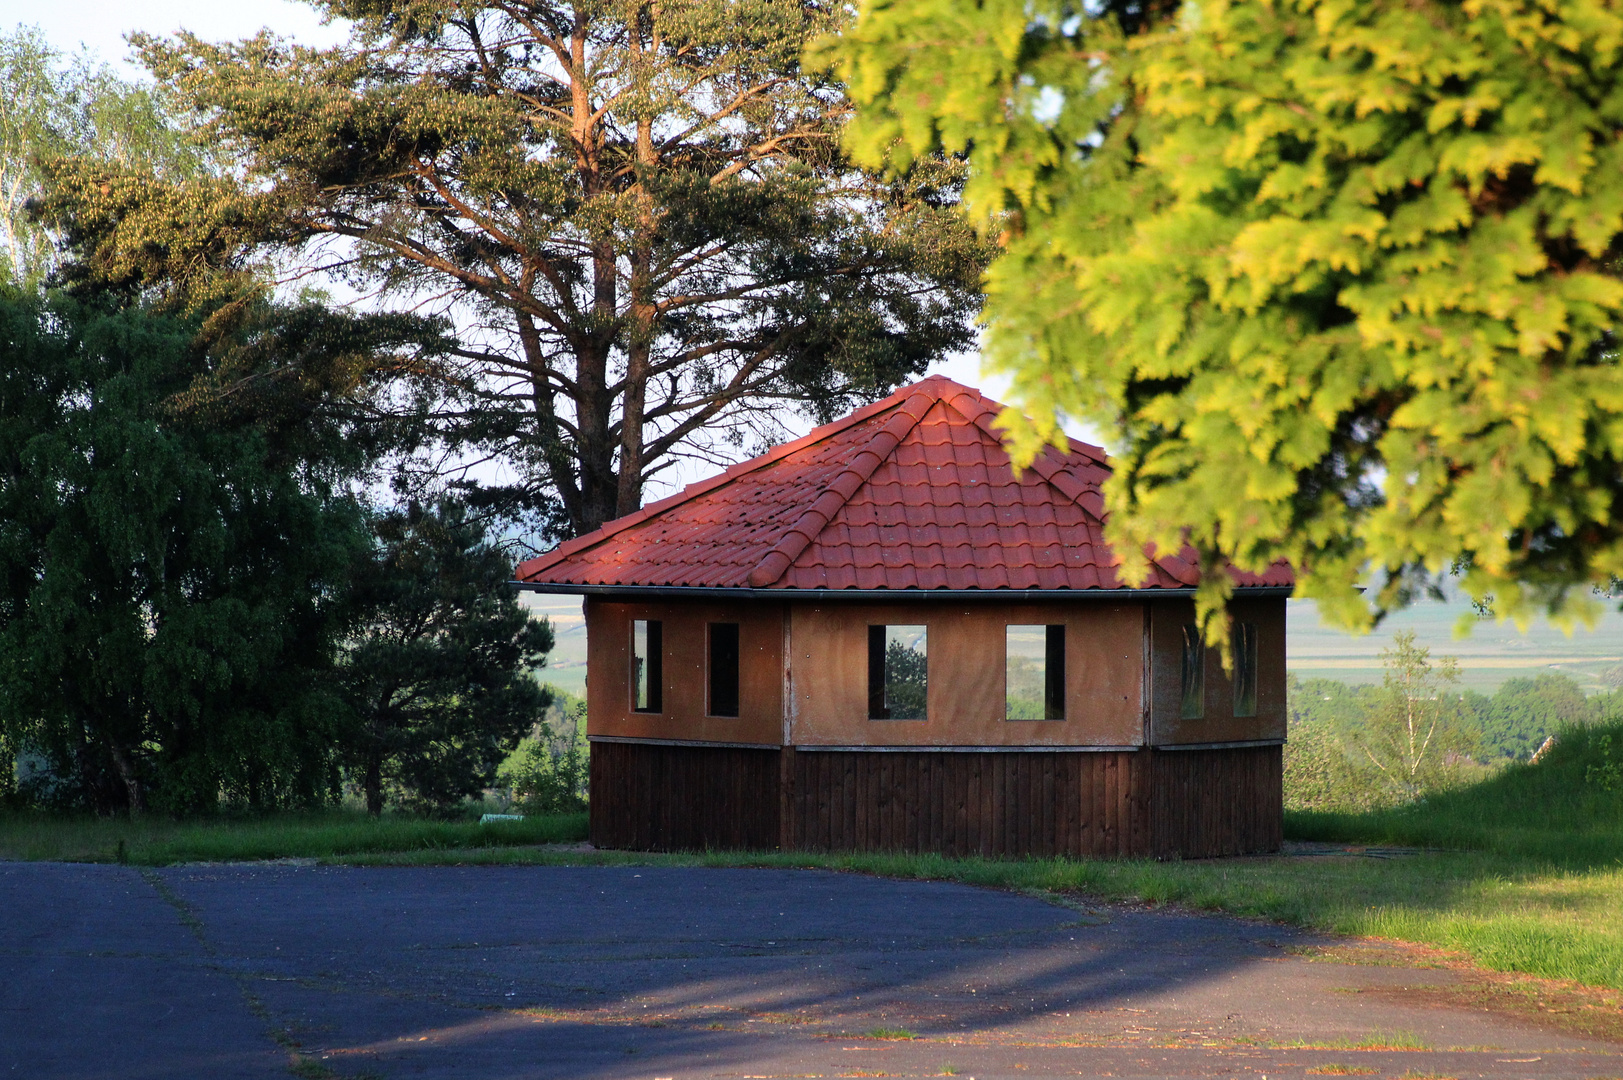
[589,742,1281,858]
[1147,745,1284,858]
[588,740,779,851]
[787,749,1148,857]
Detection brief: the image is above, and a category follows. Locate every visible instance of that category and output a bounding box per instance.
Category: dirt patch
[1298,940,1623,1045]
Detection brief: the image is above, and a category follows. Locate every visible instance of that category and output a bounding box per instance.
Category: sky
[3,0,348,70]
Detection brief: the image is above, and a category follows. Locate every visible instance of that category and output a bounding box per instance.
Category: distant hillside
[518,593,587,699]
[1289,597,1623,693]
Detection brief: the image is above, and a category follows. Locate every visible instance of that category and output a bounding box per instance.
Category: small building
[516,377,1292,858]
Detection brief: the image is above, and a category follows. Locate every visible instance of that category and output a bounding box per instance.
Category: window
[708,622,740,718]
[631,619,662,713]
[867,625,927,720]
[1005,624,1065,720]
[1232,622,1258,718]
[1179,623,1204,720]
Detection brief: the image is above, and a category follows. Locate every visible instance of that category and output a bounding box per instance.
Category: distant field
[519,592,587,698]
[1288,597,1623,692]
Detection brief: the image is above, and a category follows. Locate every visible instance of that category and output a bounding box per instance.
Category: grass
[0,808,588,865]
[862,1027,917,1040]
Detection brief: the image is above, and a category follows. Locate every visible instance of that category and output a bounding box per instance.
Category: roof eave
[510,582,1295,601]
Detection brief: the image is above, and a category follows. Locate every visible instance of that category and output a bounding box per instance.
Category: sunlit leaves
[830,0,1623,639]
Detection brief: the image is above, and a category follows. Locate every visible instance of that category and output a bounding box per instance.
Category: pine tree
[42,0,991,539]
[339,499,554,814]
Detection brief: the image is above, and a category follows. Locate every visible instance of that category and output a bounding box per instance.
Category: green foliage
[500,688,588,814]
[883,637,928,720]
[827,0,1623,641]
[1294,718,1623,862]
[339,499,554,814]
[1588,732,1623,791]
[0,290,370,814]
[1285,635,1479,808]
[1350,632,1479,800]
[0,26,200,290]
[48,0,992,539]
[1472,673,1596,759]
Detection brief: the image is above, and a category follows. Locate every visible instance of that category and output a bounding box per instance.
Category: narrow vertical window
[1232,622,1258,718]
[631,619,662,713]
[1005,625,1065,720]
[867,625,927,720]
[708,622,740,718]
[1179,623,1204,720]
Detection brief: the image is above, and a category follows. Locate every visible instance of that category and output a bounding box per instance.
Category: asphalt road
[2,860,1619,1079]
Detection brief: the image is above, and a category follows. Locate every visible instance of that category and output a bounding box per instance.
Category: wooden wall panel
[787,601,1145,748]
[588,740,779,851]
[1145,744,1283,858]
[585,599,784,746]
[1148,598,1288,747]
[789,750,1142,858]
[588,742,1282,859]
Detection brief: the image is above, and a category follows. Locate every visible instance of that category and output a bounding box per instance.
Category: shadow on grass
[1288,719,1623,869]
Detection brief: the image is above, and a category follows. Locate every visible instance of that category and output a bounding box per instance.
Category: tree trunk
[365,755,383,816]
[107,739,144,817]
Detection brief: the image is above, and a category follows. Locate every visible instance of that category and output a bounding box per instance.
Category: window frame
[1231,621,1258,718]
[1179,623,1205,720]
[707,621,741,718]
[630,618,663,714]
[867,624,929,721]
[1004,623,1066,721]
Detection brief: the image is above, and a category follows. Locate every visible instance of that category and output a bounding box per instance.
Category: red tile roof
[515,377,1293,593]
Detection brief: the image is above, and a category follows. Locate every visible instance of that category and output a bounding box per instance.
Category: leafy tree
[1284,674,1383,810]
[340,499,554,814]
[50,0,991,540]
[1287,674,1376,730]
[1478,673,1594,760]
[826,0,1623,640]
[0,290,373,814]
[882,637,927,719]
[1,25,199,290]
[1345,632,1479,800]
[500,688,588,813]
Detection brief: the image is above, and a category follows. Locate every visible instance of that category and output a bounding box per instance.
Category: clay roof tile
[514,376,1293,594]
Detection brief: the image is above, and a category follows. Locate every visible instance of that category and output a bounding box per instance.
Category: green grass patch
[863,1027,917,1040]
[0,809,588,865]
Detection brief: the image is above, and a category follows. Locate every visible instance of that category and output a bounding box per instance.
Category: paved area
[2,860,1620,1079]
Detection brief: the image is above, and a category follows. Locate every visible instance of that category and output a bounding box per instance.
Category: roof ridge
[943,392,1193,586]
[745,390,937,588]
[514,383,938,581]
[949,397,1109,523]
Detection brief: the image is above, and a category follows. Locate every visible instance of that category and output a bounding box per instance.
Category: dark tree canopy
[46,0,992,540]
[340,499,554,814]
[0,291,372,814]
